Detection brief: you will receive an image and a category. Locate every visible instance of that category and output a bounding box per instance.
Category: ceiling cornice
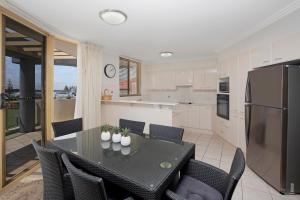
[216,0,300,53]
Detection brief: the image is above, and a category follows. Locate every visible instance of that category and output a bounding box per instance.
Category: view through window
[53,40,77,123]
[119,57,140,96]
[54,65,77,99]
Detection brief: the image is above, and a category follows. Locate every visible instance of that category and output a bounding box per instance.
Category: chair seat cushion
[174,175,223,200]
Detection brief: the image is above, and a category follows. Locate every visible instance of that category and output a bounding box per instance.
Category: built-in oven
[217,94,229,120]
[219,77,229,93]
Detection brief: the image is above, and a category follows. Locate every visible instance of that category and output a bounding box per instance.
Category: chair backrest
[119,118,145,135]
[52,118,83,137]
[32,140,65,200]
[149,124,184,143]
[223,148,245,200]
[61,153,108,200]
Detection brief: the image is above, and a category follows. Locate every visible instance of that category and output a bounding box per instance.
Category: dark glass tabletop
[50,127,195,198]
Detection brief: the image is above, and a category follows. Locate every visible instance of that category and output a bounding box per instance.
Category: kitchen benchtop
[101,100,178,107]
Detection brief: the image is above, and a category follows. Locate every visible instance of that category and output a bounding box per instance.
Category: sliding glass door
[2,16,45,183]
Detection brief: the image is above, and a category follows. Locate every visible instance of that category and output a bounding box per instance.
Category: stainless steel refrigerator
[245,64,300,194]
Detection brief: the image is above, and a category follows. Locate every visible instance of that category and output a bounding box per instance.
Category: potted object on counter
[121,128,131,146]
[101,124,111,141]
[112,126,122,143]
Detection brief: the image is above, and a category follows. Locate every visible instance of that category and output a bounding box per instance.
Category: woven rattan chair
[61,153,133,200]
[149,124,184,143]
[32,140,74,200]
[52,118,83,137]
[119,119,145,136]
[166,148,245,200]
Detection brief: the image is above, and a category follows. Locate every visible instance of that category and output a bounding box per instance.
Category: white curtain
[75,43,103,130]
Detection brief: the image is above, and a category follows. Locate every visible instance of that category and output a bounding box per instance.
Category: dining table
[49,127,195,200]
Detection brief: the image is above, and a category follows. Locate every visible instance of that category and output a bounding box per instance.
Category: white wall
[102,52,120,99]
[102,52,144,101]
[143,58,217,104]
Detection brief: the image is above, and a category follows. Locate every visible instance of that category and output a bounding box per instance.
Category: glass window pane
[129,62,138,95]
[119,67,128,96]
[54,65,77,99]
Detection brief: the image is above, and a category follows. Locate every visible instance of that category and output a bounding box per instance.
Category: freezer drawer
[246,105,285,192]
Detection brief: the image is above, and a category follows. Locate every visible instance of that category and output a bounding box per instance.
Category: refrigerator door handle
[245,74,251,103]
[245,104,251,146]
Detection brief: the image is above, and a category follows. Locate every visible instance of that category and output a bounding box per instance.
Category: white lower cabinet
[176,105,213,131]
[199,106,212,130]
[187,105,200,129]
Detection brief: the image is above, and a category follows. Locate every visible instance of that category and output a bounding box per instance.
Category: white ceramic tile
[220,161,232,173]
[271,193,300,200]
[243,187,272,200]
[202,157,220,168]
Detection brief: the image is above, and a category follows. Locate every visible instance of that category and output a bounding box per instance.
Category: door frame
[0,6,54,189]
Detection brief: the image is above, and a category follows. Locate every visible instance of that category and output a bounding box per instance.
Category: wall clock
[104,64,116,78]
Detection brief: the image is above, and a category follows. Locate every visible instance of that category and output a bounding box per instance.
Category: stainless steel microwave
[219,77,229,93]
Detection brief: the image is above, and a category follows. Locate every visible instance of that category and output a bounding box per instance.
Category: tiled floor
[183,132,300,200]
[1,132,300,200]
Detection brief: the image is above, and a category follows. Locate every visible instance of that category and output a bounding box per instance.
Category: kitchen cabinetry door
[192,70,204,90]
[250,43,272,68]
[219,59,230,78]
[160,71,176,90]
[272,33,300,64]
[199,106,212,130]
[237,52,251,115]
[176,70,193,86]
[148,71,157,90]
[148,71,176,90]
[187,106,200,128]
[204,70,217,90]
[193,69,217,90]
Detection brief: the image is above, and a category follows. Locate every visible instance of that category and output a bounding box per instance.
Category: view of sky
[54,65,77,90]
[5,56,77,90]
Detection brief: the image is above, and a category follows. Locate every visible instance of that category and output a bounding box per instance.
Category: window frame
[119,57,141,97]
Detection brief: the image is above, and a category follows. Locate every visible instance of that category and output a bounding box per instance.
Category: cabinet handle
[274,57,282,61]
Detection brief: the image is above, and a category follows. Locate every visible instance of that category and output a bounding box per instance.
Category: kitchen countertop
[101,100,178,107]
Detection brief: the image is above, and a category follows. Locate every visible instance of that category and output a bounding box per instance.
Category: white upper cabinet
[218,58,230,78]
[250,42,272,68]
[161,71,176,90]
[272,33,300,64]
[192,70,204,89]
[148,71,176,90]
[148,71,157,90]
[148,68,217,91]
[175,70,193,86]
[193,69,217,90]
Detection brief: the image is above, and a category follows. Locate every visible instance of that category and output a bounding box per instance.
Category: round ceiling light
[99,9,127,25]
[160,52,174,58]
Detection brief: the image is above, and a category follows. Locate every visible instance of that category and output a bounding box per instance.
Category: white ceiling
[4,0,298,63]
